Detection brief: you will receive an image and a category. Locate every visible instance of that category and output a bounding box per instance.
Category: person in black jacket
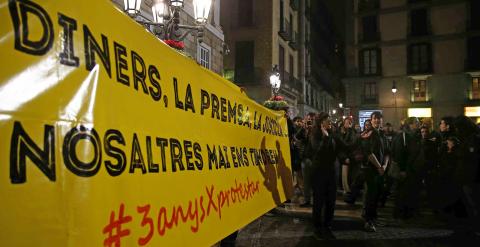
[338,117,358,196]
[361,111,389,232]
[344,119,373,205]
[305,112,345,239]
[392,117,425,219]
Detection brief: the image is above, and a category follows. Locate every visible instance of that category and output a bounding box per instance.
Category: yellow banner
[0,0,293,246]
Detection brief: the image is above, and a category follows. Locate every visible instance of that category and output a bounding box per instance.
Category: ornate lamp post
[269,65,281,97]
[123,0,212,42]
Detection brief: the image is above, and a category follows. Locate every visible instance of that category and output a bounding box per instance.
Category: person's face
[305,116,313,127]
[421,128,429,138]
[344,119,352,128]
[321,118,332,130]
[294,119,303,127]
[440,120,449,132]
[386,126,393,133]
[371,116,382,129]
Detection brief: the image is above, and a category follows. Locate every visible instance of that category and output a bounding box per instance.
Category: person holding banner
[305,112,345,239]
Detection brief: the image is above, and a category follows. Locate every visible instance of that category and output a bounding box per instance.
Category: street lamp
[391,80,397,94]
[123,0,212,42]
[270,65,281,97]
[339,102,343,108]
[392,80,398,122]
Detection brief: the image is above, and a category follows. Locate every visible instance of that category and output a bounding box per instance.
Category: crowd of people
[288,111,480,238]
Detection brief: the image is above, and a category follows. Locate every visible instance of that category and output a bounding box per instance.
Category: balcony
[234,67,265,85]
[358,0,379,12]
[288,31,299,50]
[290,0,299,11]
[361,94,379,104]
[358,32,380,43]
[467,89,480,102]
[283,71,302,92]
[278,19,292,41]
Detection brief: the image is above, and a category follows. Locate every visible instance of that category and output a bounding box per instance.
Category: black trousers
[348,167,367,201]
[312,169,337,229]
[363,168,383,221]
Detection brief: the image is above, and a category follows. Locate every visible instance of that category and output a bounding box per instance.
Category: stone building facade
[221,0,336,117]
[343,0,480,127]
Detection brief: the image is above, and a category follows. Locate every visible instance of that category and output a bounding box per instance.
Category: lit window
[197,43,211,69]
[413,80,427,102]
[472,77,480,100]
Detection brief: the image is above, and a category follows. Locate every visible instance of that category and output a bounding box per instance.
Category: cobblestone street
[235,196,480,247]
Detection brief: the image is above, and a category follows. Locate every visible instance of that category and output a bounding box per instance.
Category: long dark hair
[454,115,479,141]
[309,112,329,142]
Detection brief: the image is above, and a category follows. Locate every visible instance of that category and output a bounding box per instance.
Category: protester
[305,112,345,238]
[360,111,389,232]
[391,117,424,219]
[344,119,373,205]
[292,116,305,198]
[300,112,316,207]
[338,117,358,195]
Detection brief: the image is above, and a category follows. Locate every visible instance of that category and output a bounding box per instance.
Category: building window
[410,8,429,36]
[289,54,294,84]
[306,84,310,105]
[197,43,211,69]
[360,48,380,75]
[210,0,216,25]
[363,81,378,104]
[280,0,284,30]
[234,41,254,83]
[361,15,378,42]
[408,43,432,74]
[467,36,480,70]
[358,0,379,12]
[471,0,480,30]
[472,77,480,100]
[412,80,427,102]
[408,0,429,3]
[310,87,314,105]
[279,45,285,82]
[238,0,253,27]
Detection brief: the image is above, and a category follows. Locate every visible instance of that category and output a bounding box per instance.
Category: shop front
[408,108,432,123]
[465,106,480,123]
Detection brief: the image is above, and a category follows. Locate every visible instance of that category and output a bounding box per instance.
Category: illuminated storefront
[465,106,480,123]
[408,108,432,118]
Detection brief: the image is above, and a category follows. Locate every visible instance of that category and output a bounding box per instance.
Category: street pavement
[234,194,480,247]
